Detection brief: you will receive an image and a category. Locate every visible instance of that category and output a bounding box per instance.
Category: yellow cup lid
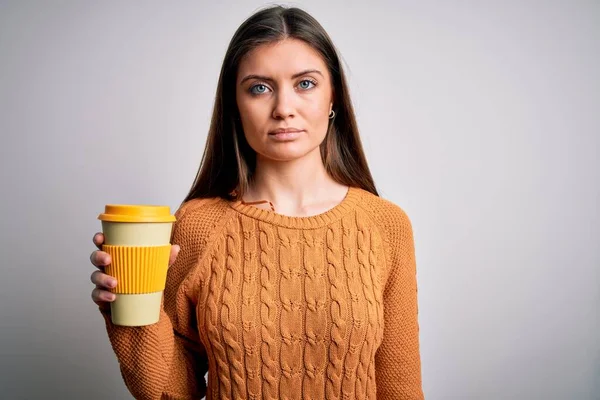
[98,205,176,223]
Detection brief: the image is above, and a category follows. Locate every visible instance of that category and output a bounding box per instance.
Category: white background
[1,1,598,398]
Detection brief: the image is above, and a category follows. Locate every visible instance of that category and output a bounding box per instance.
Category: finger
[93,232,104,250]
[91,286,116,304]
[90,250,111,269]
[168,245,180,267]
[91,270,117,289]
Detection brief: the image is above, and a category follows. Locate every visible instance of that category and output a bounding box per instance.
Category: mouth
[268,128,304,141]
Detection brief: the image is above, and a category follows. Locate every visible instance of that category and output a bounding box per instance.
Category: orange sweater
[100,187,424,399]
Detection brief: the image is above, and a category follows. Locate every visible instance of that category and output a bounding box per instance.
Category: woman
[90,5,423,400]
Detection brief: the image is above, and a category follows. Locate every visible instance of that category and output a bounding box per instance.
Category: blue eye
[299,80,316,90]
[250,84,269,95]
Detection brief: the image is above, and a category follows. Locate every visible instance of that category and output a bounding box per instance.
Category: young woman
[90,6,424,400]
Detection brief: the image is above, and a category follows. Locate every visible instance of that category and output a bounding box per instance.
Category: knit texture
[100,187,423,399]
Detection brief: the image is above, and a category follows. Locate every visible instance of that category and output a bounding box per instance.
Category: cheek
[306,101,328,117]
[238,102,264,135]
[237,102,273,153]
[304,98,330,136]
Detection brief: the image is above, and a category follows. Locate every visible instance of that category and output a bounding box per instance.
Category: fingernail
[108,279,117,287]
[108,293,116,301]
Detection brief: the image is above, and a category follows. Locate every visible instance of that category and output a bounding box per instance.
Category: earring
[329,110,335,119]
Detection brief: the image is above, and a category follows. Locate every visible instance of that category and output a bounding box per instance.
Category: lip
[269,128,304,135]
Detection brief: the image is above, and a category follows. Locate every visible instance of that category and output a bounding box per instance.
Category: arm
[100,206,208,400]
[375,208,424,399]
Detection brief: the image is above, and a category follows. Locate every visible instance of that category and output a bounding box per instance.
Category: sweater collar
[228,186,362,229]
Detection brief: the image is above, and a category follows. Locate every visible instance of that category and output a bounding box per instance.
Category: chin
[257,144,320,163]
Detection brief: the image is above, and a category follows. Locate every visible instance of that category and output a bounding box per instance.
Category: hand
[89,233,180,307]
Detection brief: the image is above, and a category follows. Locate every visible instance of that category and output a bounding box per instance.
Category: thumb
[169,244,181,267]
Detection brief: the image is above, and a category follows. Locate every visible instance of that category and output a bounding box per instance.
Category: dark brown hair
[183,5,378,203]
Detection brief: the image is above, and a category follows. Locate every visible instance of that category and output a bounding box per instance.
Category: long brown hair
[183,5,378,203]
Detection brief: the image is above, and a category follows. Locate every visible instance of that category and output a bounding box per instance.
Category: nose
[272,88,295,120]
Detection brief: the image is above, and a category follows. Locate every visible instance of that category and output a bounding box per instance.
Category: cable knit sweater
[100,187,424,399]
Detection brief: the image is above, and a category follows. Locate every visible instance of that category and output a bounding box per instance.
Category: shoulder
[353,188,414,243]
[175,196,229,222]
[353,188,416,284]
[171,197,234,245]
[167,197,234,294]
[164,198,232,331]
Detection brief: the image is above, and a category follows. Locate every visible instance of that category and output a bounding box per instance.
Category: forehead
[237,38,328,80]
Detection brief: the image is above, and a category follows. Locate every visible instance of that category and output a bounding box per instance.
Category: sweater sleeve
[375,205,424,399]
[99,204,208,400]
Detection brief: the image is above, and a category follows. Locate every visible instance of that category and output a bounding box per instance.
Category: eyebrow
[240,69,324,84]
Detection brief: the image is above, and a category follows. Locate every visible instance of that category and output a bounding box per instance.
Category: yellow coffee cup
[98,204,176,326]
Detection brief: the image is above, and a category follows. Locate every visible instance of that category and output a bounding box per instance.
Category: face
[236,38,334,162]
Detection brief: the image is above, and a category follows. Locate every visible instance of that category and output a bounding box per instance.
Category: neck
[244,148,347,216]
